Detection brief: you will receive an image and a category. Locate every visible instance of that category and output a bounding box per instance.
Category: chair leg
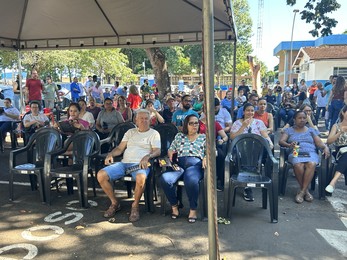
[262,188,267,209]
[37,173,46,203]
[29,175,38,191]
[9,171,14,201]
[75,175,84,208]
[126,182,133,198]
[89,169,97,197]
[281,163,290,195]
[82,172,89,208]
[268,186,277,223]
[45,175,52,205]
[198,181,205,220]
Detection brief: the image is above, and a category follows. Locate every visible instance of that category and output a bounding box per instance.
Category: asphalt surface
[0,132,347,260]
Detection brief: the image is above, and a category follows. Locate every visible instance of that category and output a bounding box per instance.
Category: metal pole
[17,49,24,113]
[231,40,237,117]
[289,9,299,84]
[202,0,219,259]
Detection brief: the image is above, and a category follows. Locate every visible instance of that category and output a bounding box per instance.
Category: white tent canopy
[0,0,236,50]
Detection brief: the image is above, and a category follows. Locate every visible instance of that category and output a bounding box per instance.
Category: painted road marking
[21,225,64,241]
[0,243,38,259]
[317,188,347,258]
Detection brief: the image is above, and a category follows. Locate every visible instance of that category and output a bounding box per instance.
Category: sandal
[171,205,180,219]
[304,191,314,202]
[129,206,140,222]
[295,191,305,204]
[188,217,197,223]
[103,203,121,218]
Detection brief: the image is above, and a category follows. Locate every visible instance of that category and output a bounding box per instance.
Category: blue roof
[273,34,347,56]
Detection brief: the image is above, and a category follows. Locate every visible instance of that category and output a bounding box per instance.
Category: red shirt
[127,93,142,110]
[199,121,222,138]
[26,78,43,101]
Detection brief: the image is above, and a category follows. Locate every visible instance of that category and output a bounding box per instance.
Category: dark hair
[104,97,112,103]
[248,93,258,100]
[182,114,199,135]
[115,81,119,87]
[181,94,191,102]
[67,103,81,118]
[4,98,12,103]
[145,100,154,107]
[258,97,267,104]
[30,100,41,110]
[242,103,254,118]
[299,103,313,111]
[339,105,347,122]
[334,76,346,96]
[293,110,306,120]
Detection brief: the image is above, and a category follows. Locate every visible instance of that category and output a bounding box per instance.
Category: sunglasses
[188,122,199,126]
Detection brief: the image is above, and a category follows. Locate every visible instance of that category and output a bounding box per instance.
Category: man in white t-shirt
[214,97,232,133]
[97,109,161,222]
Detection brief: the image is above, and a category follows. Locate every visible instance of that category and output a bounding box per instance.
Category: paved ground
[0,132,347,260]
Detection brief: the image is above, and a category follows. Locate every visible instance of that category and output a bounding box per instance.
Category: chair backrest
[64,130,100,166]
[112,122,136,147]
[229,133,273,175]
[26,127,62,165]
[153,123,178,157]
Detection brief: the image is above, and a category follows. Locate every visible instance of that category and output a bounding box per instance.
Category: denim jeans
[160,156,203,210]
[330,99,344,129]
[279,108,295,125]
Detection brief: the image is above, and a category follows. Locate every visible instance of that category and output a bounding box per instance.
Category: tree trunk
[145,48,170,101]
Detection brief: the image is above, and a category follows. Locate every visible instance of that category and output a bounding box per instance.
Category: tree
[287,0,341,37]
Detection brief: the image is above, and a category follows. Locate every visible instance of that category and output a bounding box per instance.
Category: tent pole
[231,40,237,116]
[17,49,24,113]
[202,0,219,259]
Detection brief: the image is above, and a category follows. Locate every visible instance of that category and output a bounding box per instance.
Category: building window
[333,67,347,78]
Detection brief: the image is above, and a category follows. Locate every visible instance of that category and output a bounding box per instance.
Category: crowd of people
[2,69,347,223]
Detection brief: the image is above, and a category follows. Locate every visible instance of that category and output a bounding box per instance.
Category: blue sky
[248,0,347,70]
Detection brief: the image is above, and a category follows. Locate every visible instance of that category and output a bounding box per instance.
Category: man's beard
[183,104,191,110]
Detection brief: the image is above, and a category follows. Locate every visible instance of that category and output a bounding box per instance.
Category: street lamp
[289,9,299,84]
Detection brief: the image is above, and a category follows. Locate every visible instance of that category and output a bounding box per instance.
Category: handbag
[336,146,347,161]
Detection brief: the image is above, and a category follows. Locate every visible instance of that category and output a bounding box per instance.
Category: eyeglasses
[188,122,199,126]
[183,100,192,103]
[105,102,113,105]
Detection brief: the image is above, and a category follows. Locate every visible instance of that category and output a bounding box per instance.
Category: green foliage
[287,0,341,37]
[165,47,191,75]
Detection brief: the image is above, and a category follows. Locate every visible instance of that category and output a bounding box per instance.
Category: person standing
[12,75,21,110]
[43,75,59,109]
[25,69,43,105]
[127,85,142,111]
[70,77,81,102]
[313,82,327,127]
[89,81,104,104]
[238,80,250,99]
[329,76,346,129]
[274,81,283,107]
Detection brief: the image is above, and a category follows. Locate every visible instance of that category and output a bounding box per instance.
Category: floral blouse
[230,118,267,136]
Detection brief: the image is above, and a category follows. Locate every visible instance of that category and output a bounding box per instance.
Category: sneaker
[243,188,254,201]
[325,185,334,193]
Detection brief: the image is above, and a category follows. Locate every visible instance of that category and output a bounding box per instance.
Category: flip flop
[217,217,231,225]
[188,217,197,223]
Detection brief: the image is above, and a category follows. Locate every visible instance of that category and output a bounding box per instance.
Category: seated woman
[279,92,296,126]
[279,111,329,204]
[281,104,318,133]
[230,102,274,202]
[325,105,347,194]
[254,98,274,134]
[54,102,90,135]
[78,99,95,129]
[116,95,132,122]
[144,100,164,127]
[160,115,207,223]
[23,101,50,135]
[95,98,124,140]
[199,109,228,191]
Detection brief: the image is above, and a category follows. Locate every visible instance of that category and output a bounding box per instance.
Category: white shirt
[314,89,327,107]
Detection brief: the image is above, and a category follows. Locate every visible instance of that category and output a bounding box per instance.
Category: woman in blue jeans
[329,76,346,129]
[160,115,206,223]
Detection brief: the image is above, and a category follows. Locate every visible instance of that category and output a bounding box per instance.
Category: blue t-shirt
[172,109,199,127]
[324,84,333,104]
[221,98,238,111]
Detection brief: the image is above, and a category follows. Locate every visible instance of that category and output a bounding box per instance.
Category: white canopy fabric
[0,0,236,50]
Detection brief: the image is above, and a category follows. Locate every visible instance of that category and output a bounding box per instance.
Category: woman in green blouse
[160,114,206,223]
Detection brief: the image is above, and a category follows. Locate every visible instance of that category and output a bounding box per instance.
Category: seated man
[97,109,161,222]
[0,98,20,144]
